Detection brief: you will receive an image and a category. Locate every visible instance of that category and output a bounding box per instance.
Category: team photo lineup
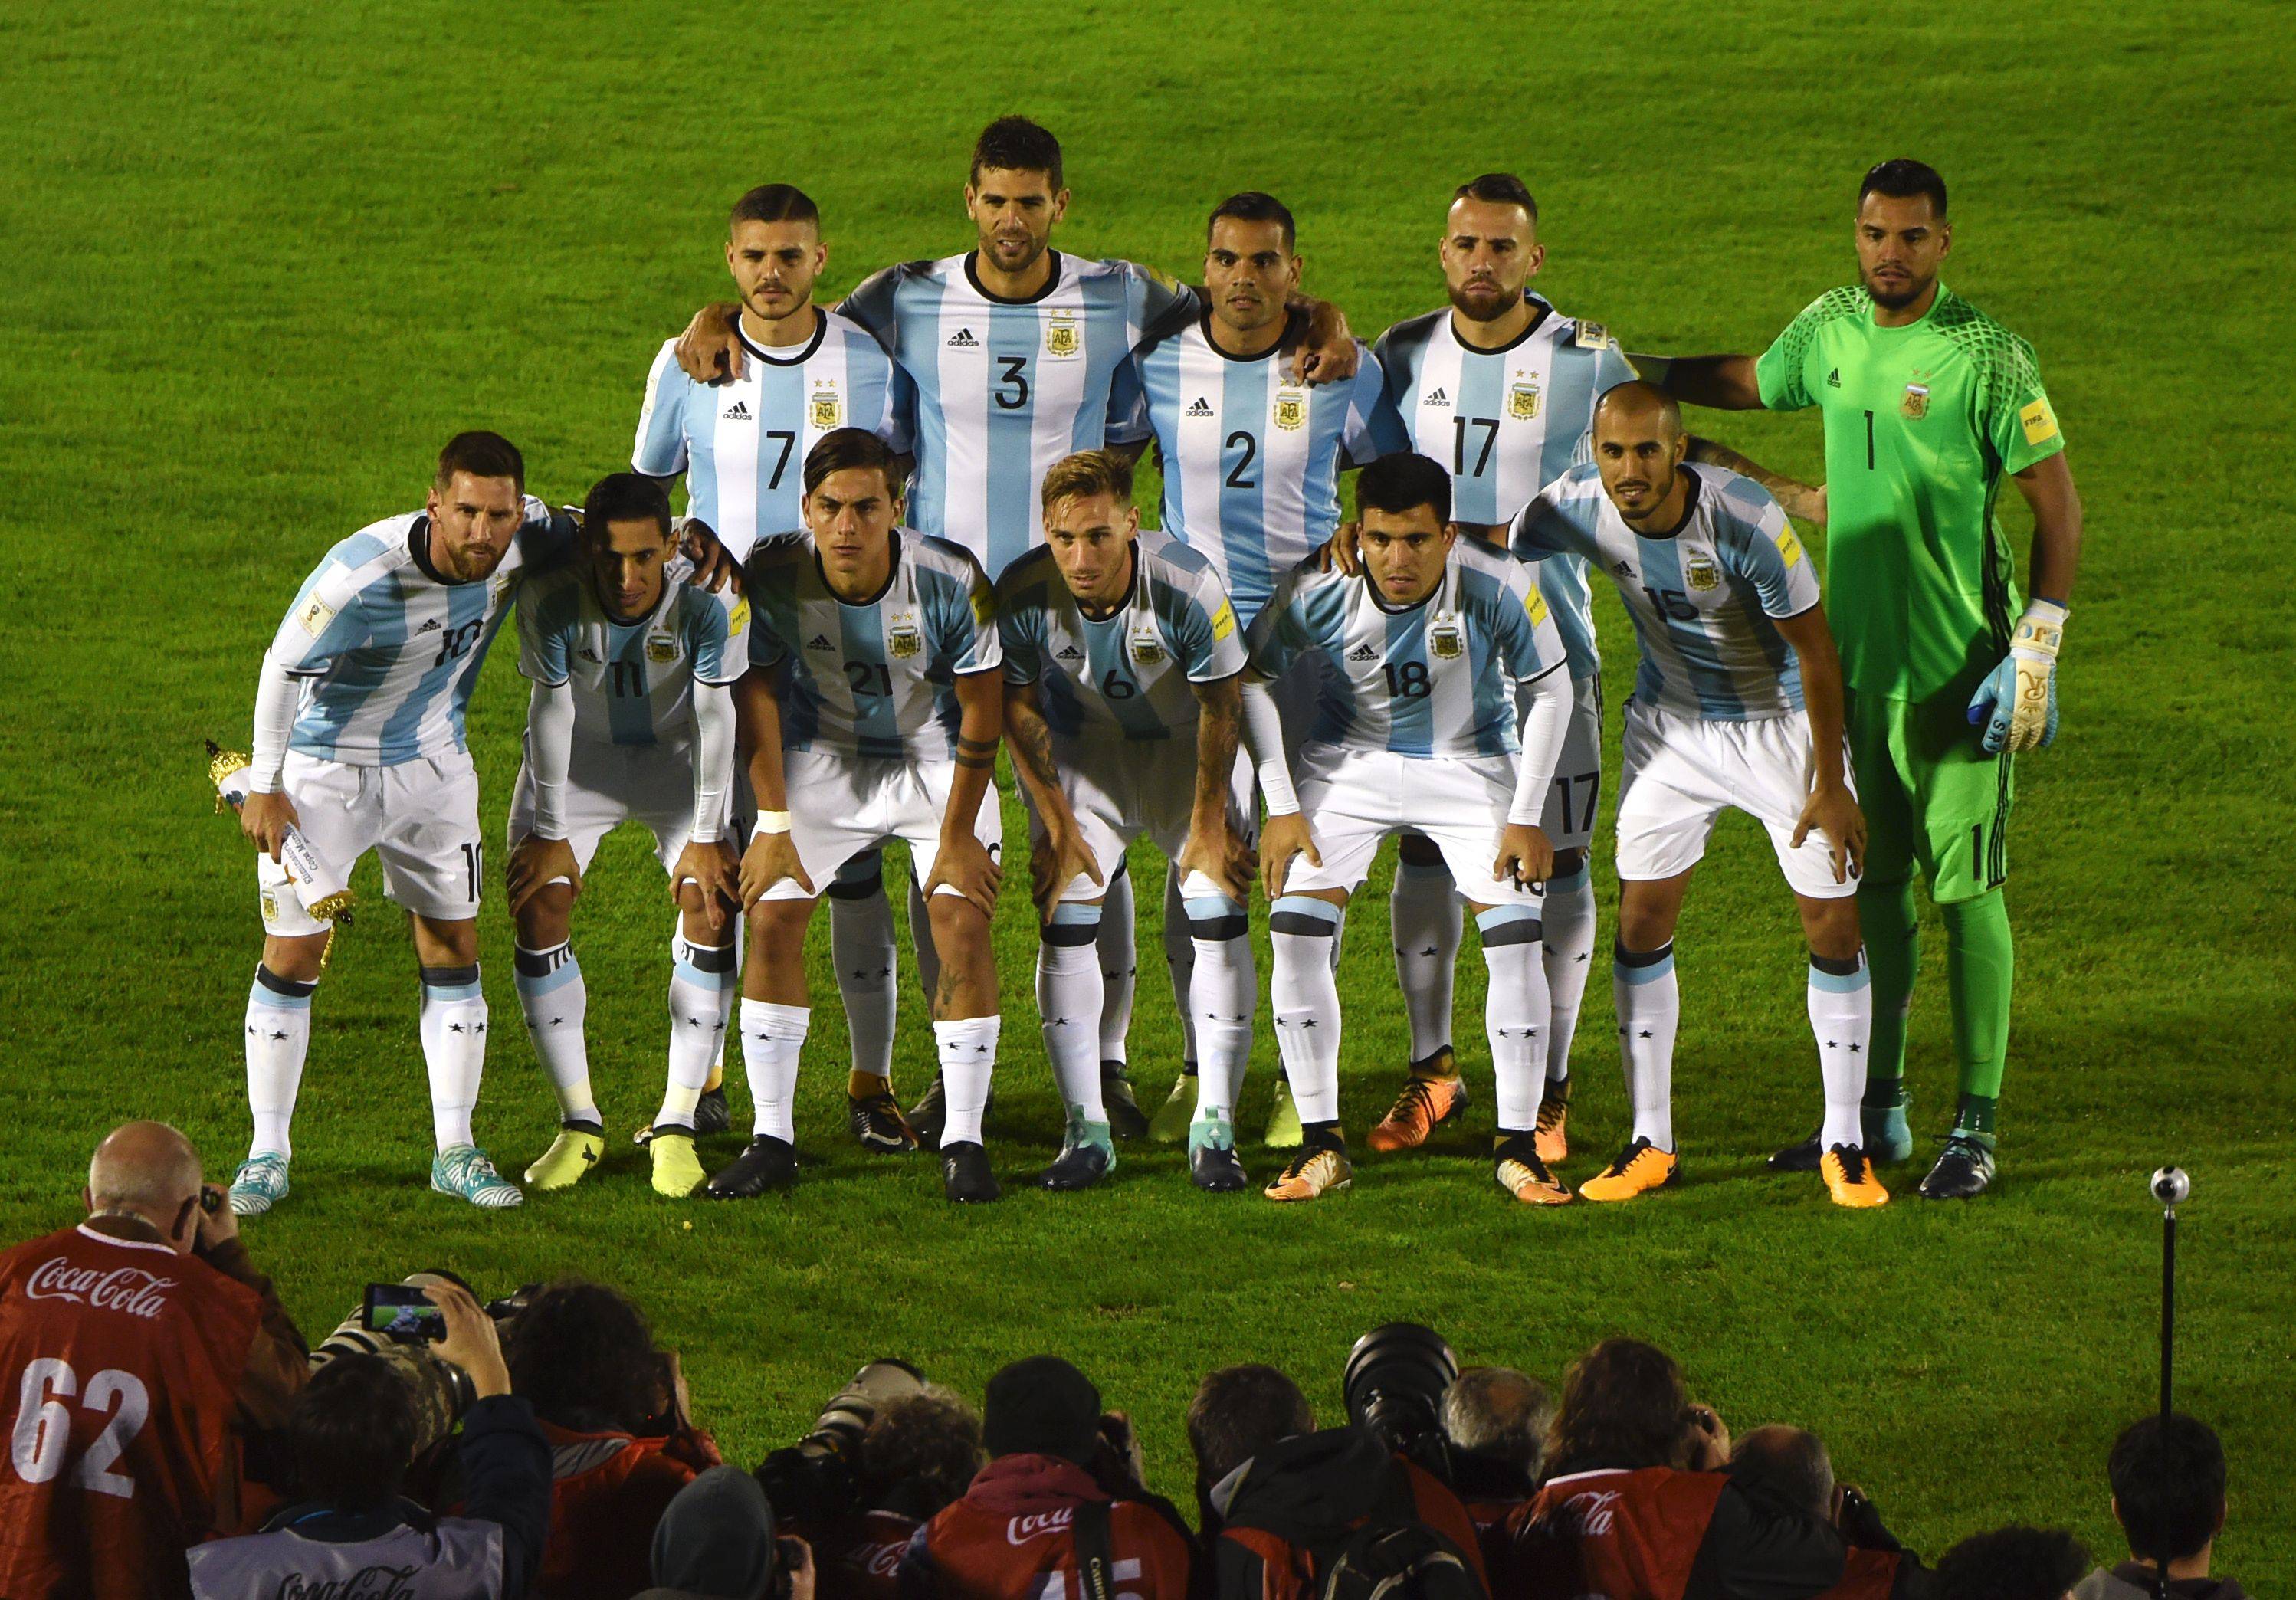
[221,114,2078,1216]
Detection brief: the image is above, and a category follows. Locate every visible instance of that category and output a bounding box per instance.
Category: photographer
[0,1120,310,1598]
[1185,1364,1316,1539]
[1730,1426,1908,1600]
[1501,1339,1927,1600]
[187,1282,551,1598]
[812,1390,984,1600]
[2075,1415,2243,1600]
[900,1356,1193,1600]
[506,1279,724,1600]
[1444,1368,1553,1575]
[642,1466,817,1600]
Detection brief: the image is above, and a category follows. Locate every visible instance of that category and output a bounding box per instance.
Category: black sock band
[419,963,481,989]
[1613,939,1674,969]
[826,872,884,901]
[1809,949,1865,978]
[1187,914,1249,942]
[254,964,317,999]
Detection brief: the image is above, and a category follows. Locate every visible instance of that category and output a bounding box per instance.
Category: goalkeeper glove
[1966,599,2066,754]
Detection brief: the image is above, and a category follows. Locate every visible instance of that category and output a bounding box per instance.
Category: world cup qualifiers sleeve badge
[206,740,356,928]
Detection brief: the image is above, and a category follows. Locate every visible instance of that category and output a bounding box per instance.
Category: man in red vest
[0,1121,309,1598]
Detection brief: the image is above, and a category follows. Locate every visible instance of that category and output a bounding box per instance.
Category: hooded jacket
[1211,1428,1488,1600]
[904,1452,1195,1600]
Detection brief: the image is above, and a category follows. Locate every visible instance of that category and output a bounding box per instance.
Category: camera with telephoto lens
[754,1359,926,1524]
[1344,1323,1459,1482]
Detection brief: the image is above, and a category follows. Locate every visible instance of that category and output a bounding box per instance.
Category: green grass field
[5,0,2292,1580]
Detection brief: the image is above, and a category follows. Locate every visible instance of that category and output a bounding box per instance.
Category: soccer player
[1248,453,1573,1205]
[672,120,1360,1147]
[997,451,1256,1192]
[1362,173,1817,1168]
[502,474,748,1199]
[1119,191,1388,1147]
[1638,159,2084,1198]
[723,429,1009,1204]
[231,432,569,1213]
[1512,384,1888,1207]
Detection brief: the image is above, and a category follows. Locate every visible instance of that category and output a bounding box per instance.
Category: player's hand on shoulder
[240,790,299,863]
[1791,782,1865,884]
[1494,823,1553,889]
[674,303,743,385]
[1317,520,1363,576]
[1259,812,1319,900]
[672,841,741,932]
[740,830,813,907]
[681,522,743,593]
[926,828,1003,918]
[1292,303,1358,385]
[505,834,582,913]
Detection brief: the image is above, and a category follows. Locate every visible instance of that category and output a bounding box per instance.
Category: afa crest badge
[809,383,842,431]
[1273,390,1307,431]
[1044,314,1081,359]
[887,621,923,659]
[1901,382,1930,421]
[1131,638,1166,667]
[1685,559,1720,593]
[645,631,678,664]
[1509,379,1541,421]
[1428,626,1463,660]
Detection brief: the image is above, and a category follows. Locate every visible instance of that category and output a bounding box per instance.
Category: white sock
[828,864,898,1080]
[1162,870,1199,1066]
[418,965,488,1150]
[1614,942,1678,1152]
[1478,908,1549,1133]
[933,1015,1000,1146]
[1541,864,1597,1087]
[244,966,313,1158]
[1036,908,1106,1118]
[513,943,594,1125]
[662,933,736,1129]
[1096,865,1137,1065]
[738,998,809,1143]
[1391,855,1461,1064]
[907,874,942,1011]
[1270,897,1343,1123]
[1186,895,1254,1119]
[1809,951,1874,1149]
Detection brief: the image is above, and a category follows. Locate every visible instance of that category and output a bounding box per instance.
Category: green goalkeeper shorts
[1846,686,2014,904]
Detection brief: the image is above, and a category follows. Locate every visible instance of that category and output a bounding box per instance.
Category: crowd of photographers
[0,1124,2249,1600]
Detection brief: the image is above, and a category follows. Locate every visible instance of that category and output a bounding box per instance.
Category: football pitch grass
[5,0,2291,1576]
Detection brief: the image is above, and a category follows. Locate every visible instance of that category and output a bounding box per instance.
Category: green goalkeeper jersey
[1756,282,2064,700]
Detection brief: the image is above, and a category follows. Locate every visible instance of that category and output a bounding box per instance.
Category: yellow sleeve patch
[1209,599,1236,642]
[2019,398,2059,447]
[1526,589,1550,626]
[1774,527,1805,568]
[970,585,997,625]
[727,598,750,636]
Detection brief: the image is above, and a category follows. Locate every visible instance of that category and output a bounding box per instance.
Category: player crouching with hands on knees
[728,429,1010,1203]
[1510,383,1883,1207]
[998,451,1258,1193]
[504,473,749,1199]
[1248,451,1573,1205]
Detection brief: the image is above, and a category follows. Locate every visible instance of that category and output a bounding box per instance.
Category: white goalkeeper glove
[1966,599,2066,754]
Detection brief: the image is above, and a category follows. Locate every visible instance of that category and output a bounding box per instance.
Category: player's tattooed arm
[1772,604,1865,884]
[924,670,1005,916]
[1686,436,1825,526]
[1003,683,1101,915]
[1288,292,1357,385]
[1178,674,1251,899]
[675,302,744,385]
[1631,352,1763,410]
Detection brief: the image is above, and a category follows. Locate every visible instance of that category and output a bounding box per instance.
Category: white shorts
[506,739,723,877]
[1528,675,1604,853]
[1283,746,1539,909]
[1044,738,1254,906]
[759,747,1003,902]
[257,750,483,936]
[1615,700,1859,900]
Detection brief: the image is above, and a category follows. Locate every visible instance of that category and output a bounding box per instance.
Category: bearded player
[1638,159,2082,1198]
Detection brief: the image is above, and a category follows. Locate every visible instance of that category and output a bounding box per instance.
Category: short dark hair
[1356,453,1452,526]
[1186,1365,1313,1487]
[1547,1338,1688,1477]
[1859,159,1948,218]
[862,1392,985,1516]
[1729,1426,1835,1525]
[730,183,820,231]
[1935,1526,2090,1600]
[583,472,673,541]
[288,1354,417,1507]
[971,116,1062,190]
[2109,1413,2225,1565]
[505,1280,664,1434]
[1209,192,1296,252]
[803,428,898,500]
[1453,172,1538,223]
[435,430,523,490]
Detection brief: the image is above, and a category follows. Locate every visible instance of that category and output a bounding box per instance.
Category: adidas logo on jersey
[806,633,835,652]
[578,646,602,663]
[1055,644,1084,661]
[723,400,752,420]
[1612,560,1635,577]
[416,618,441,632]
[1826,368,1842,389]
[1348,644,1379,662]
[947,328,979,348]
[1185,396,1214,417]
[1425,387,1451,408]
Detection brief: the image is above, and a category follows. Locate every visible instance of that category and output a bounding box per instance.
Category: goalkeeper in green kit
[1635,159,2084,1199]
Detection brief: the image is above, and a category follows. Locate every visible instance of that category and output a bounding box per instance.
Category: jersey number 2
[10,1359,149,1500]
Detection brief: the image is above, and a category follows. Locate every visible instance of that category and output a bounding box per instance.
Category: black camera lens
[1343,1323,1459,1461]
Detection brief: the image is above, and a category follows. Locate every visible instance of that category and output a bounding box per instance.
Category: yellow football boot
[1494,1133,1572,1205]
[1821,1144,1891,1208]
[648,1127,707,1198]
[1263,1139,1353,1202]
[1366,1072,1467,1152]
[1579,1136,1681,1202]
[523,1124,605,1192]
[1533,1084,1569,1166]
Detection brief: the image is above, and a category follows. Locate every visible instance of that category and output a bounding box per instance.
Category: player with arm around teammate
[500,474,749,1199]
[231,432,573,1215]
[1249,453,1574,1205]
[722,429,1010,1204]
[1513,384,1887,1207]
[997,451,1258,1193]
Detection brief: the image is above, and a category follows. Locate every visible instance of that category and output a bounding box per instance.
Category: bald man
[0,1122,308,1598]
[1510,383,1888,1208]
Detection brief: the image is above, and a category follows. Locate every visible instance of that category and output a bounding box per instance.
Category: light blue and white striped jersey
[746,529,1000,761]
[1513,463,1819,721]
[516,561,748,746]
[268,498,569,766]
[998,530,1247,743]
[632,310,904,560]
[1370,295,1635,680]
[839,251,1195,577]
[1246,539,1565,759]
[1123,312,1386,629]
